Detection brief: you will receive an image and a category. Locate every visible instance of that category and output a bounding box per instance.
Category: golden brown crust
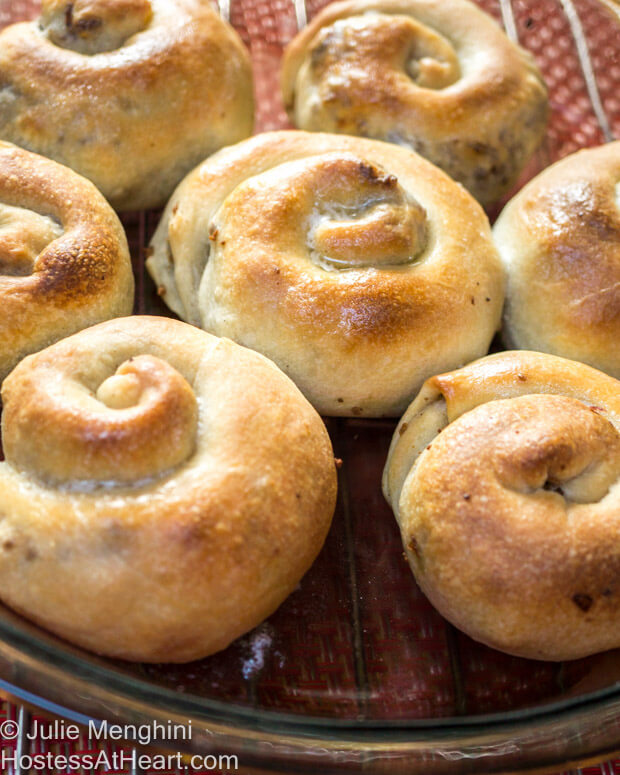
[282,0,548,206]
[3,354,199,483]
[383,351,620,660]
[0,0,253,210]
[494,142,620,378]
[0,141,134,378]
[148,130,504,417]
[0,316,337,663]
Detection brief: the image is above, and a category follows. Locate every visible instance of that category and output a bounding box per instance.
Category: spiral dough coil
[494,141,620,378]
[147,131,504,417]
[0,0,254,210]
[282,0,548,207]
[383,351,620,661]
[0,141,133,379]
[0,316,337,663]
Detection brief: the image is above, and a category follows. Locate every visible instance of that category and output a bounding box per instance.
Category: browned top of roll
[383,351,620,661]
[0,0,253,210]
[148,130,503,417]
[494,141,620,379]
[283,0,536,136]
[0,316,337,662]
[282,0,548,206]
[0,141,133,378]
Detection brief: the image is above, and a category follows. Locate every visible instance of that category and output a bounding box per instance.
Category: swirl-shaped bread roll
[282,0,548,207]
[147,131,504,417]
[0,316,337,663]
[383,351,620,661]
[0,0,253,210]
[494,142,620,379]
[0,141,133,379]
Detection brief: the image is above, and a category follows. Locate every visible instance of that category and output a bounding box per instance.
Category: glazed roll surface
[383,351,620,661]
[0,0,254,210]
[282,0,548,206]
[0,141,134,379]
[494,141,620,379]
[148,131,504,417]
[0,316,337,663]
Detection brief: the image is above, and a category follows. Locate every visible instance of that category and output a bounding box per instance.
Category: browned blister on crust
[282,0,548,206]
[0,316,337,663]
[383,351,620,661]
[0,0,254,210]
[0,141,134,378]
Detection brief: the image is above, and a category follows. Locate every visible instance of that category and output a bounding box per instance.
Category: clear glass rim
[1,609,620,739]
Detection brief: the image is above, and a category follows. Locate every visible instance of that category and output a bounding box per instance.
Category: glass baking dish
[0,0,619,771]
